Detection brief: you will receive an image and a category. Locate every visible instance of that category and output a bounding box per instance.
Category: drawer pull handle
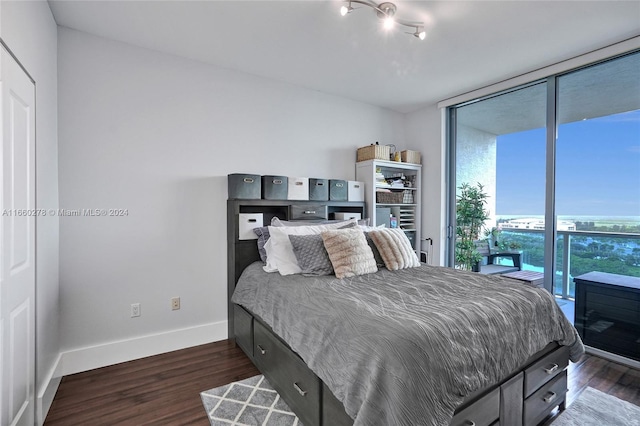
[295,181,303,186]
[273,179,283,185]
[293,382,307,397]
[544,364,559,375]
[304,211,316,215]
[464,421,476,426]
[243,178,254,183]
[335,183,344,187]
[257,345,266,355]
[543,391,557,404]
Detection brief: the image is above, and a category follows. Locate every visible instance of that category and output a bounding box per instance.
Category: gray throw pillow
[288,234,334,276]
[253,226,270,263]
[364,232,385,267]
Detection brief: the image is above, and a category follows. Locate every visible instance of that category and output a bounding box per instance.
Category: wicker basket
[357,144,391,162]
[376,191,405,204]
[401,150,421,164]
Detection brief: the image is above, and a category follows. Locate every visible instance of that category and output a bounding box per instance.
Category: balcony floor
[556,297,575,325]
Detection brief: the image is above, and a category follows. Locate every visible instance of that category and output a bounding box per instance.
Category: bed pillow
[255,215,319,264]
[321,228,377,279]
[253,216,356,264]
[369,228,420,271]
[364,232,385,268]
[265,219,358,275]
[289,234,334,276]
[252,226,271,263]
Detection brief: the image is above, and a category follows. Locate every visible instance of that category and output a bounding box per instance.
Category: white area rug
[201,375,301,426]
[552,387,640,426]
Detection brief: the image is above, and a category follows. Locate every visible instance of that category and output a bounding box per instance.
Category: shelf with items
[355,159,422,252]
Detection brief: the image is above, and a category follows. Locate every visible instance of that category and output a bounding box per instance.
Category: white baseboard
[55,320,228,378]
[37,353,62,425]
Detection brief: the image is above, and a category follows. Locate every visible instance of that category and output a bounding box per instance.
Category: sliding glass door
[554,53,640,298]
[452,82,548,275]
[448,51,640,299]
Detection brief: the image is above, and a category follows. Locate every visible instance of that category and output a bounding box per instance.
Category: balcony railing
[496,228,640,299]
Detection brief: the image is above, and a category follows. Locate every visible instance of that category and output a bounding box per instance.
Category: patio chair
[474,240,522,275]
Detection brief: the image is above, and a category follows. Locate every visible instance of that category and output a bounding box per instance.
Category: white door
[0,45,36,426]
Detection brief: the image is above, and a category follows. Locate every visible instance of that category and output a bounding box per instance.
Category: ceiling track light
[340,1,355,16]
[340,0,425,40]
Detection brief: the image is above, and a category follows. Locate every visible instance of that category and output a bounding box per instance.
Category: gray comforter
[232,262,584,426]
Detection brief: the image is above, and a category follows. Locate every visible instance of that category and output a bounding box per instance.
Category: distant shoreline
[496,215,640,223]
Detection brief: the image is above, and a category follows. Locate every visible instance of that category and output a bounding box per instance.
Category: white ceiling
[48,0,640,113]
[458,51,640,135]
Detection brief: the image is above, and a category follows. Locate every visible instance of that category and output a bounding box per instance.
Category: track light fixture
[340,2,354,16]
[340,1,426,40]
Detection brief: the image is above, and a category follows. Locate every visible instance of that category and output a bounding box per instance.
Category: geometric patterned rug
[202,379,639,426]
[200,375,302,425]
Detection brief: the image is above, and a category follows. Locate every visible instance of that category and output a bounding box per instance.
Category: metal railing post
[561,233,571,299]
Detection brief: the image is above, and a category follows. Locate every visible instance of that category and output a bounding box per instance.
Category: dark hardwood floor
[44,340,259,425]
[45,341,639,425]
[541,353,640,425]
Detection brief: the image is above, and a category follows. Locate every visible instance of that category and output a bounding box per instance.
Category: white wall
[404,105,446,265]
[56,27,406,374]
[456,125,498,225]
[0,1,60,423]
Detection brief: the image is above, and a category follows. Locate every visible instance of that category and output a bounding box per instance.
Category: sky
[496,109,640,218]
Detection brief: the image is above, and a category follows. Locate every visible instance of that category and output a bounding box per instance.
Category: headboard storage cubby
[227,199,366,340]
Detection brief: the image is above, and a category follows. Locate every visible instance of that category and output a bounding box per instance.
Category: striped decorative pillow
[369,228,420,271]
[321,229,377,279]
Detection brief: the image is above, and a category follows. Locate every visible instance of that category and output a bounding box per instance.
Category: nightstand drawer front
[254,321,321,426]
[450,387,500,426]
[524,346,568,398]
[523,370,567,426]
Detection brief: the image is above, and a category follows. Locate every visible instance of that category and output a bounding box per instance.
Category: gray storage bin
[228,173,261,199]
[309,178,329,201]
[262,175,288,200]
[376,207,391,228]
[329,179,348,201]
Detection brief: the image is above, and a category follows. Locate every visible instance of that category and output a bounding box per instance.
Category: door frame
[0,36,37,426]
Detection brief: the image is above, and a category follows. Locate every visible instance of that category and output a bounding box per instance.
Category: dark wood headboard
[227,199,366,340]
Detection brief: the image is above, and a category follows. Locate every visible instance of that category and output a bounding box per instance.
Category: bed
[226,199,584,426]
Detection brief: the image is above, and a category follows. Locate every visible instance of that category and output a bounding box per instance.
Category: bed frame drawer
[233,305,253,358]
[450,387,500,426]
[254,321,321,426]
[523,370,567,426]
[523,346,568,398]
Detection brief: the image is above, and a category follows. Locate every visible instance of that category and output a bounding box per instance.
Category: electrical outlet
[131,303,141,317]
[171,297,180,310]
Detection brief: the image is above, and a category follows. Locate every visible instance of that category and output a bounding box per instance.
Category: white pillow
[264,219,357,275]
[358,224,386,231]
[262,237,279,273]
